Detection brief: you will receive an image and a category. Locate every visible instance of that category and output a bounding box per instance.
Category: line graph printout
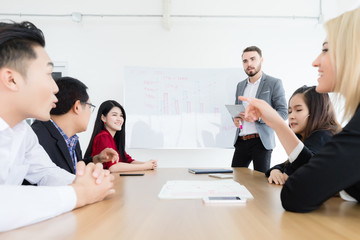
[124,67,246,148]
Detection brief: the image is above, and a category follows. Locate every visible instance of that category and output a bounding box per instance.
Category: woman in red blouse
[85,100,157,172]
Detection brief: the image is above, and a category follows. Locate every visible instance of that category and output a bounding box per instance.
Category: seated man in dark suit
[32,77,118,174]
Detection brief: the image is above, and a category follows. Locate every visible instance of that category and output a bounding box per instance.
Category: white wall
[1,0,359,168]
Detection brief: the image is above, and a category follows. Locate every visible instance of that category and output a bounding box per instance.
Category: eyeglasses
[81,101,96,113]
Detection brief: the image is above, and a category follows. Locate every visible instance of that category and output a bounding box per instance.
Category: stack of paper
[158,179,253,199]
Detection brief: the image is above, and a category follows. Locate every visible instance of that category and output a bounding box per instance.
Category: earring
[103,121,106,125]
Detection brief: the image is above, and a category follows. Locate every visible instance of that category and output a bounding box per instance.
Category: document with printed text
[158,180,254,199]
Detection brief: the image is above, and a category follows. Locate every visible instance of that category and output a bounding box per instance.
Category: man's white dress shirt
[240,76,261,136]
[0,118,76,232]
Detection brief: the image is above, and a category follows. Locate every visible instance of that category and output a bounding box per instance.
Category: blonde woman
[239,8,360,212]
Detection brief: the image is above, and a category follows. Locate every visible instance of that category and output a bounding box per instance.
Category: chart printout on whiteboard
[124,66,246,148]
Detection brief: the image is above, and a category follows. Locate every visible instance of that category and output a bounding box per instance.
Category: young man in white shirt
[0,21,115,232]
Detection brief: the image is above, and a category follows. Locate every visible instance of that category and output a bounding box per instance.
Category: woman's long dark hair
[85,100,126,162]
[284,86,342,168]
[290,86,341,141]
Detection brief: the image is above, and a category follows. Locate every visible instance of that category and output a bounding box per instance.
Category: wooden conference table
[1,168,359,240]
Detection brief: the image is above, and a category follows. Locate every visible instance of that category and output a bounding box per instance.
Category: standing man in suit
[232,46,287,173]
[32,77,118,174]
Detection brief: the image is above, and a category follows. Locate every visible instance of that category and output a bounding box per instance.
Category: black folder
[188,168,233,174]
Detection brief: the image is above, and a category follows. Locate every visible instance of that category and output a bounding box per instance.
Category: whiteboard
[124,67,246,149]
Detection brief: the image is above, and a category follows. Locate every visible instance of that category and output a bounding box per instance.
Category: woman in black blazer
[239,7,360,212]
[265,86,341,184]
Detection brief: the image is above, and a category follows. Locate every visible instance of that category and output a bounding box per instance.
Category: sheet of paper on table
[158,179,254,199]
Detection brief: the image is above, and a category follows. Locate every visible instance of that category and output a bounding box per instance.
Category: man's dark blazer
[31,120,92,174]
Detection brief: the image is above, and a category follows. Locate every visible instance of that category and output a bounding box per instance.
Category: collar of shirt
[50,119,79,151]
[0,117,28,135]
[0,117,10,132]
[247,75,262,86]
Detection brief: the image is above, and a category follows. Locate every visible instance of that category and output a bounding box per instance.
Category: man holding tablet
[232,46,287,173]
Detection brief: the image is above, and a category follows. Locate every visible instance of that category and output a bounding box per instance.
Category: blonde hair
[325,8,360,121]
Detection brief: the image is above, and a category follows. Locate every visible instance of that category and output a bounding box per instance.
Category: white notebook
[208,173,234,179]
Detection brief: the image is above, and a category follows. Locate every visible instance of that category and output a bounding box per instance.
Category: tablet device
[225,104,245,118]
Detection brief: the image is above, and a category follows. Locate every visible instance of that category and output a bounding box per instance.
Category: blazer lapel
[75,143,83,163]
[237,80,248,104]
[255,72,267,98]
[44,121,76,174]
[239,80,247,95]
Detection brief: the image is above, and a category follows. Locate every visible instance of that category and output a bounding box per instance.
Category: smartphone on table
[202,196,246,204]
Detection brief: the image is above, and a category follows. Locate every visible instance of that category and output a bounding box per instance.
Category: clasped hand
[72,161,115,208]
[268,169,289,185]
